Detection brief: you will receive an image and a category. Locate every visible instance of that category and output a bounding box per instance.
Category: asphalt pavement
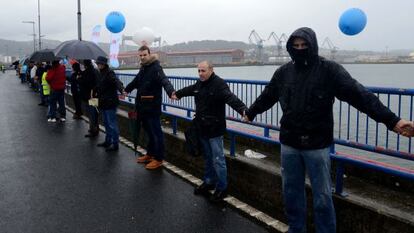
[0,71,270,233]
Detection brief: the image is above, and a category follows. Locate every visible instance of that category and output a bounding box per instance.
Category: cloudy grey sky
[1,0,412,51]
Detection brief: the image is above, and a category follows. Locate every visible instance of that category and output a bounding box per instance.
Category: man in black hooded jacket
[244,27,413,233]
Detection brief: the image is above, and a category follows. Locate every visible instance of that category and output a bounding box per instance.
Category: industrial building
[117,49,244,67]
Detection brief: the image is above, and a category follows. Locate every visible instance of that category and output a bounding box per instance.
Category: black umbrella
[54,40,107,60]
[29,49,60,62]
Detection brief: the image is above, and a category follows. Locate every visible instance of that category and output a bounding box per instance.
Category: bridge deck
[0,72,270,233]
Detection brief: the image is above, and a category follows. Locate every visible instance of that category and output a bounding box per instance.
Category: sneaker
[60,118,66,122]
[210,189,228,203]
[145,160,163,170]
[136,155,153,163]
[194,183,215,196]
[47,118,52,122]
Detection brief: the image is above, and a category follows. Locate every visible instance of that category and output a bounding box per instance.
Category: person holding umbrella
[95,56,124,151]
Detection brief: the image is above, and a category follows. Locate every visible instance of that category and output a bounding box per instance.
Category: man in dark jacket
[244,27,413,233]
[173,61,247,202]
[77,60,100,137]
[68,62,83,119]
[96,56,124,152]
[124,45,175,169]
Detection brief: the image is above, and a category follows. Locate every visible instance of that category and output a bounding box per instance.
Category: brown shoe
[136,155,153,163]
[145,160,163,170]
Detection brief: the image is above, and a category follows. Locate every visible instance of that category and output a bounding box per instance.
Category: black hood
[286,27,319,63]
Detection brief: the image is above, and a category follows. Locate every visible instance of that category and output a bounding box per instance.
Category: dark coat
[68,71,81,94]
[175,73,247,138]
[246,27,400,149]
[125,57,174,116]
[96,67,124,110]
[77,66,99,101]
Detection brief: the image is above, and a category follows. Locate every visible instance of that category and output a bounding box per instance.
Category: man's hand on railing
[393,119,414,137]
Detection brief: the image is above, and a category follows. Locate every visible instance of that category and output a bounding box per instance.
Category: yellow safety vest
[41,72,50,95]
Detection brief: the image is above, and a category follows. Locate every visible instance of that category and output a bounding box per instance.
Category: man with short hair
[173,61,247,202]
[244,27,413,233]
[125,45,175,169]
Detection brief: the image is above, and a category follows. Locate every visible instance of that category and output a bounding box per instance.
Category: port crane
[267,32,288,57]
[248,30,265,63]
[321,37,339,60]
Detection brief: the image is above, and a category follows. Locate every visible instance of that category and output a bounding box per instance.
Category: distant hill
[0,37,412,60]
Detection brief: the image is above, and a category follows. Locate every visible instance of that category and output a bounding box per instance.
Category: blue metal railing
[108,73,414,194]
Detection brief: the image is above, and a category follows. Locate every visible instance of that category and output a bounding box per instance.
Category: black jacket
[77,66,99,101]
[176,73,247,138]
[68,71,81,94]
[125,57,174,116]
[246,27,400,149]
[96,67,124,110]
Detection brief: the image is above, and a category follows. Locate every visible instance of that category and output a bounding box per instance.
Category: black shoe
[210,189,228,203]
[194,183,215,196]
[38,102,46,106]
[97,141,111,148]
[105,144,119,152]
[84,133,98,138]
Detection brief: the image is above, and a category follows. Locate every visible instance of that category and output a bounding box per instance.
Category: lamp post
[37,0,42,50]
[77,0,82,40]
[22,21,36,53]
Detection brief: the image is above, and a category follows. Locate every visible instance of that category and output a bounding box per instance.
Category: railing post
[162,104,167,111]
[172,117,177,135]
[264,127,270,138]
[187,110,191,118]
[334,161,347,197]
[230,133,236,157]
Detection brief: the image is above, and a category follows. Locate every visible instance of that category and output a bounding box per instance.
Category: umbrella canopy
[54,40,107,60]
[29,49,61,62]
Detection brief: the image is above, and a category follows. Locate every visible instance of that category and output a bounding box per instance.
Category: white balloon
[132,27,155,46]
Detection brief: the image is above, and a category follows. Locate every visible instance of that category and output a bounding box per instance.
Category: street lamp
[22,21,36,53]
[38,0,42,50]
[77,0,82,40]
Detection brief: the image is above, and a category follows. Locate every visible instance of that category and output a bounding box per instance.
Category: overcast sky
[1,0,412,51]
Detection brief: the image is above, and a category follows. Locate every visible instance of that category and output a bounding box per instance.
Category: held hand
[242,110,251,122]
[170,92,179,101]
[393,119,414,137]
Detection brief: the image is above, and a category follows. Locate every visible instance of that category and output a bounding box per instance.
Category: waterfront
[120,63,414,88]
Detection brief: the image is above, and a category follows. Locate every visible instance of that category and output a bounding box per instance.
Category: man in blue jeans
[244,27,413,233]
[173,61,247,202]
[124,45,175,169]
[95,56,124,152]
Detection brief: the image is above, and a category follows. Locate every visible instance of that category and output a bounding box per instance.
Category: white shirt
[30,65,37,79]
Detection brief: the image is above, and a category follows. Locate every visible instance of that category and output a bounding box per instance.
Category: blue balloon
[338,8,367,36]
[105,11,126,33]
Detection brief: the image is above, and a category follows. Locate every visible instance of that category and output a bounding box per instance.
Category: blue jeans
[281,144,336,233]
[48,90,66,119]
[102,108,119,145]
[141,116,165,161]
[199,136,227,191]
